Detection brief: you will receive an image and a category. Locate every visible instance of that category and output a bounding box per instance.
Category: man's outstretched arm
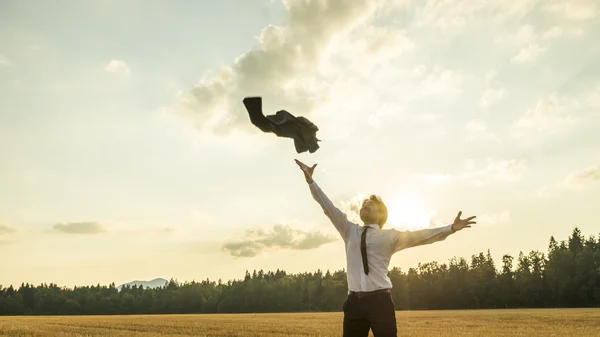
[295,159,353,240]
[391,211,476,253]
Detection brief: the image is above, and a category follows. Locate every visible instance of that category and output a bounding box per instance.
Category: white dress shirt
[308,180,455,292]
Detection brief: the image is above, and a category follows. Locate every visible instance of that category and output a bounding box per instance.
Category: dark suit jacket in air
[242,96,320,154]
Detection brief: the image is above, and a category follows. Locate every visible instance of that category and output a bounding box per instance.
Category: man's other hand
[295,159,317,184]
[452,211,476,232]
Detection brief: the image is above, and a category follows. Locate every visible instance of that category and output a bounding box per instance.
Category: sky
[1,0,599,288]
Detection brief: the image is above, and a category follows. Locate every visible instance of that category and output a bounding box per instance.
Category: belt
[348,288,391,298]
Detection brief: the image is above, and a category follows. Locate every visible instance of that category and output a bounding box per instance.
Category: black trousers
[342,291,397,337]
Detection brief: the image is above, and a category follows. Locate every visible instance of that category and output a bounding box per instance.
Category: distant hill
[117,278,168,290]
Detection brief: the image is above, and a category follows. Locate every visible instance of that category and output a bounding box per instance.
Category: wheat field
[1,308,599,336]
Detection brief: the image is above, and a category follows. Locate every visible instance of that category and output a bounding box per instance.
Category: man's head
[359,195,388,228]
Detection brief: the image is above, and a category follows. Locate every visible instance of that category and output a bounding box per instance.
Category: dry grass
[1,308,599,336]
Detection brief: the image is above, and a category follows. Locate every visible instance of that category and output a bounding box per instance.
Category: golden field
[1,308,600,336]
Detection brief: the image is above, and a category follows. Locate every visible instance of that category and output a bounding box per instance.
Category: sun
[385,195,438,231]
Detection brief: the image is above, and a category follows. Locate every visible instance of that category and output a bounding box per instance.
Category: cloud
[585,84,600,107]
[221,224,337,257]
[166,0,380,136]
[508,23,582,66]
[0,55,11,66]
[480,88,506,107]
[0,225,16,235]
[463,119,502,145]
[512,93,576,134]
[104,59,130,76]
[478,211,510,226]
[0,240,16,246]
[419,158,525,186]
[564,165,600,189]
[510,44,547,64]
[337,193,368,223]
[463,158,527,184]
[52,222,107,234]
[513,24,537,45]
[466,120,488,132]
[412,0,540,33]
[545,0,598,20]
[417,66,464,99]
[418,173,454,185]
[542,26,584,40]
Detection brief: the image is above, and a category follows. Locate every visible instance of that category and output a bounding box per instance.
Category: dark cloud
[0,225,16,235]
[222,224,337,257]
[52,222,107,234]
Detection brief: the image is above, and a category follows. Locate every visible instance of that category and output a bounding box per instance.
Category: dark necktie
[361,226,369,275]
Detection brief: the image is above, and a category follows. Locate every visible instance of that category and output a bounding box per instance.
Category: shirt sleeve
[308,180,355,240]
[391,225,455,253]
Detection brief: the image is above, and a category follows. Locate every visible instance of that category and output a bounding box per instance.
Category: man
[294,159,476,337]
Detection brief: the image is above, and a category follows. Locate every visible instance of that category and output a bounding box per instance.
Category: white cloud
[513,24,537,45]
[418,173,454,185]
[480,87,506,107]
[412,0,541,33]
[505,22,583,66]
[564,165,600,189]
[585,84,600,107]
[466,119,488,132]
[419,158,526,186]
[545,0,598,20]
[464,119,502,144]
[418,66,464,99]
[458,158,527,185]
[338,193,367,224]
[478,211,510,226]
[104,59,130,76]
[0,54,11,66]
[542,26,584,40]
[511,44,547,64]
[344,26,415,69]
[512,93,576,133]
[166,0,381,136]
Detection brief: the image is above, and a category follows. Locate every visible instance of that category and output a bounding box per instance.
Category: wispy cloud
[417,66,464,99]
[0,54,12,66]
[52,222,107,234]
[564,165,600,189]
[104,59,130,76]
[221,224,337,257]
[480,88,506,107]
[512,93,576,135]
[420,158,526,186]
[511,44,547,65]
[542,26,584,40]
[545,0,598,21]
[0,225,16,235]
[478,211,511,226]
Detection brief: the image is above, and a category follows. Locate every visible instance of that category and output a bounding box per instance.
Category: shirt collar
[364,224,380,229]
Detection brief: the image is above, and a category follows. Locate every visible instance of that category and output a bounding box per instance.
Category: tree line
[1,227,599,315]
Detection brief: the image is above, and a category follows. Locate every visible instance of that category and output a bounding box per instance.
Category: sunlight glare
[386,195,439,231]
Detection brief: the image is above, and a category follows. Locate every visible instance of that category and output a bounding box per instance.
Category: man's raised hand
[295,159,317,184]
[452,211,476,232]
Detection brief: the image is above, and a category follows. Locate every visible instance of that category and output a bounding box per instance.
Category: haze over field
[1,0,599,288]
